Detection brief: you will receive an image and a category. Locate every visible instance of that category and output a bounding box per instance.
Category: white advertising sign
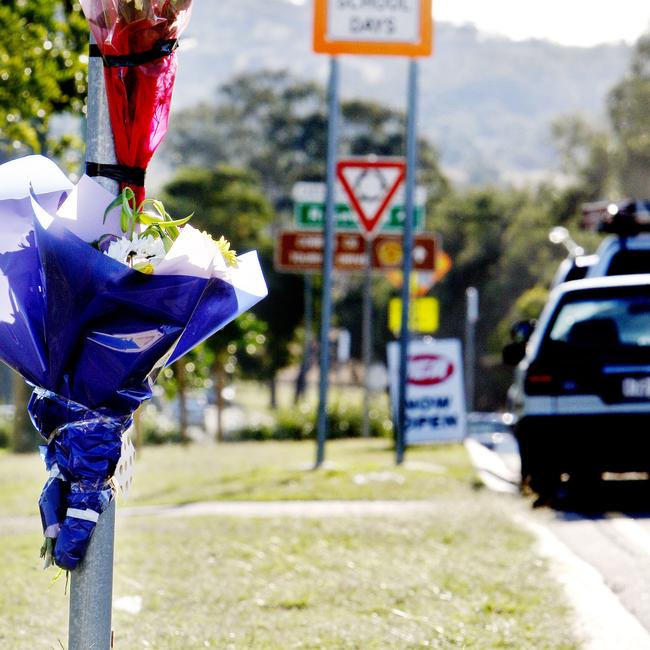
[387,338,467,444]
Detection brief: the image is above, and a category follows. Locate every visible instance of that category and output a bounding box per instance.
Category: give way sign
[336,158,406,239]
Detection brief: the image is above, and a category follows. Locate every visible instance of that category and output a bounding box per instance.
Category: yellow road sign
[389,296,439,334]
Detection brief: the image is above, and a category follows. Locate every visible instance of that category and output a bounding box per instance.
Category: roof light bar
[582,200,650,234]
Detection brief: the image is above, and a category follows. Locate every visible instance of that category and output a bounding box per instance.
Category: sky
[285,0,650,47]
[435,0,650,47]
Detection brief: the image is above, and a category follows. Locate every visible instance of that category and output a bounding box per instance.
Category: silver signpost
[312,0,433,466]
[465,287,479,412]
[68,34,119,650]
[315,56,340,467]
[396,59,419,465]
[362,238,373,438]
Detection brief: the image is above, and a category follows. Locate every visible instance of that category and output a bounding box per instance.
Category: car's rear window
[547,292,650,350]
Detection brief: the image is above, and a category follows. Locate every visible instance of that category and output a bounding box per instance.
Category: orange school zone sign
[313,0,433,57]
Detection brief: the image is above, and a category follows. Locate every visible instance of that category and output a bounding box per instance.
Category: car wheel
[518,437,560,505]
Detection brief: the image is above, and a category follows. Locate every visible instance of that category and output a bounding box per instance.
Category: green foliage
[608,32,650,198]
[0,1,87,158]
[0,419,10,449]
[163,69,451,392]
[162,165,274,248]
[331,274,393,360]
[139,420,183,446]
[159,313,269,395]
[102,187,193,250]
[235,401,392,441]
[428,187,578,409]
[162,165,304,386]
[165,69,449,211]
[492,285,549,349]
[510,285,549,322]
[433,188,561,340]
[551,114,617,201]
[552,29,650,201]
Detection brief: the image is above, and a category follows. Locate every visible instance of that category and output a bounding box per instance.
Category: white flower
[105,234,166,273]
[106,237,133,264]
[131,235,166,266]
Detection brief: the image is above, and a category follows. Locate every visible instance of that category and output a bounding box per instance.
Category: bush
[234,401,393,441]
[137,404,183,445]
[0,419,10,448]
[142,425,184,446]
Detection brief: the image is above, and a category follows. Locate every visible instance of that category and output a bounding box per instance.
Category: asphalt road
[539,508,650,646]
[467,431,650,648]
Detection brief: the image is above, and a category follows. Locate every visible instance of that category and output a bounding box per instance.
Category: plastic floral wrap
[0,155,267,570]
[79,0,193,202]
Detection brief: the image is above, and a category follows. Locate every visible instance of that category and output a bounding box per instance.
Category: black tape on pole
[88,39,178,67]
[85,162,146,187]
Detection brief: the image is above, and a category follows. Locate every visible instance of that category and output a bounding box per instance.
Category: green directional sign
[295,202,424,232]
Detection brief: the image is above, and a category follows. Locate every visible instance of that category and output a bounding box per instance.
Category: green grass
[1,506,579,649]
[0,447,47,517]
[0,439,474,516]
[0,440,582,649]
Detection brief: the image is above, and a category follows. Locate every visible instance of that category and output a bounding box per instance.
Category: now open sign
[387,338,467,444]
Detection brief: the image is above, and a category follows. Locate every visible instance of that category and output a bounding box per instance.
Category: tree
[0,1,87,159]
[551,115,616,204]
[163,69,449,212]
[205,313,267,440]
[158,313,267,442]
[608,32,650,198]
[550,30,650,203]
[0,1,87,452]
[161,70,450,405]
[162,165,304,410]
[162,164,274,248]
[429,188,567,409]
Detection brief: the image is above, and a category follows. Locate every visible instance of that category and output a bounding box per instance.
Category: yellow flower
[202,232,238,267]
[216,236,238,267]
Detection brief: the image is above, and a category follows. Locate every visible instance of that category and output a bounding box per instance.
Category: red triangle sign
[336,159,406,239]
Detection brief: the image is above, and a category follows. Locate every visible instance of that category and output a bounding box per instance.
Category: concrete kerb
[515,513,650,650]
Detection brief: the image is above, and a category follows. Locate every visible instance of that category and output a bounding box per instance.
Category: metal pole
[304,273,313,356]
[361,239,373,437]
[85,35,118,193]
[295,274,314,403]
[68,33,118,650]
[396,59,419,465]
[465,287,479,413]
[69,500,116,649]
[315,57,339,468]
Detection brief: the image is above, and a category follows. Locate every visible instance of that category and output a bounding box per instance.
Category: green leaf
[136,213,189,229]
[137,212,165,226]
[162,233,175,252]
[103,194,123,224]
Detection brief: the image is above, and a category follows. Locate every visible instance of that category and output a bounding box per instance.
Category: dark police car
[504,201,650,500]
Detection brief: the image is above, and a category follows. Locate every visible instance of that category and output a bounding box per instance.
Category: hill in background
[162,0,631,186]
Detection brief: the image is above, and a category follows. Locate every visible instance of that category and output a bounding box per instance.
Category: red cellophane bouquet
[80,0,193,203]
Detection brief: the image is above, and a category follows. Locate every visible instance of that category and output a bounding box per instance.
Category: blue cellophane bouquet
[0,155,267,570]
